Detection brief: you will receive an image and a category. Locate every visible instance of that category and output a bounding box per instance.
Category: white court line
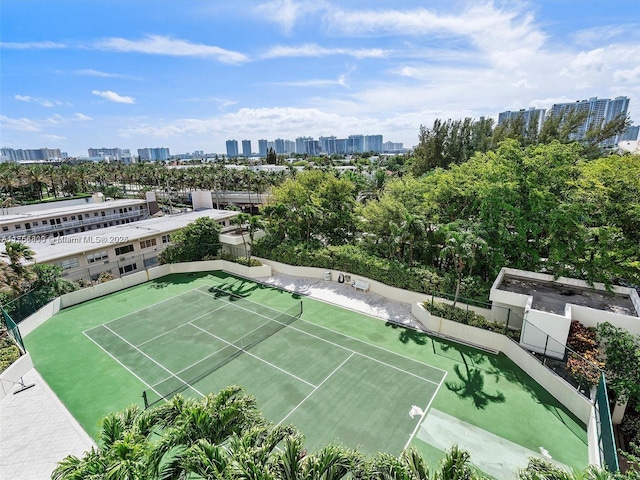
[277,352,355,426]
[83,287,206,334]
[189,323,317,388]
[135,302,229,348]
[404,370,448,450]
[197,286,440,385]
[102,324,204,397]
[83,330,164,400]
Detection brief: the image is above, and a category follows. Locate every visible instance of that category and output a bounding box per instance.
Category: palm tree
[2,241,35,272]
[439,226,486,307]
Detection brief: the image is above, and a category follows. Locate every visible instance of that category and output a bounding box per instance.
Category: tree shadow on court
[385,322,428,345]
[256,282,303,300]
[445,353,505,410]
[482,354,587,441]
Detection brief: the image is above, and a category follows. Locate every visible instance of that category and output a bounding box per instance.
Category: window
[101,211,105,217]
[32,222,38,227]
[85,214,90,218]
[143,257,158,268]
[139,238,157,249]
[15,224,21,230]
[42,220,48,225]
[2,226,8,232]
[162,235,170,244]
[87,251,108,263]
[94,212,99,217]
[62,217,68,222]
[118,263,137,275]
[56,258,79,270]
[115,244,134,256]
[71,216,76,220]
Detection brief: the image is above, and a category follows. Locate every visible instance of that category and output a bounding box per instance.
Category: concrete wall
[570,304,640,336]
[18,298,61,337]
[412,302,592,424]
[258,258,492,317]
[30,260,272,316]
[521,310,569,360]
[0,353,34,400]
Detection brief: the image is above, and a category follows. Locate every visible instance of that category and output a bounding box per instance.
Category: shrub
[252,239,444,294]
[421,301,519,340]
[220,254,262,267]
[565,321,602,388]
[0,336,21,373]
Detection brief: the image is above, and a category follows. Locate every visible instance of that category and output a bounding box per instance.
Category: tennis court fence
[142,289,302,408]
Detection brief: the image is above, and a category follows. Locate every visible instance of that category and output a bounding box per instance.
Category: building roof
[3,209,238,263]
[498,273,637,316]
[0,199,147,225]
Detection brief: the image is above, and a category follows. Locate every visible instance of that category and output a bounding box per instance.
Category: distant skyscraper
[548,96,630,146]
[274,138,285,155]
[497,108,546,133]
[620,125,639,141]
[364,135,383,153]
[138,148,170,161]
[226,140,239,158]
[0,147,62,161]
[242,140,252,157]
[258,139,268,156]
[348,134,364,153]
[320,136,337,155]
[88,147,131,162]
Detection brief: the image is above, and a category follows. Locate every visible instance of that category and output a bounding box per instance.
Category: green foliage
[253,239,443,293]
[220,253,262,267]
[269,170,357,245]
[597,322,640,404]
[159,216,222,264]
[422,301,519,339]
[0,335,21,372]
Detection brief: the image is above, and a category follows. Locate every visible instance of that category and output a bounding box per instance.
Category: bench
[352,280,370,292]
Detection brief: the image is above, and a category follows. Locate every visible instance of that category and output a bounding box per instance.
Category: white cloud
[14,95,69,107]
[572,24,639,46]
[75,69,136,79]
[73,113,93,121]
[93,35,249,64]
[43,134,66,141]
[0,115,41,132]
[263,43,388,59]
[0,41,66,49]
[254,0,324,34]
[92,90,136,104]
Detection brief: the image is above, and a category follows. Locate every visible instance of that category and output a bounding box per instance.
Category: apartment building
[0,197,154,240]
[14,209,241,283]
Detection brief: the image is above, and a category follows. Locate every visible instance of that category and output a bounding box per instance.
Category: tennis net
[142,294,302,408]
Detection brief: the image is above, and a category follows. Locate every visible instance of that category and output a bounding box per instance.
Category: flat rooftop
[0,199,146,224]
[1,209,238,263]
[499,274,637,316]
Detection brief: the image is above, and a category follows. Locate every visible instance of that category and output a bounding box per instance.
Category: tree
[232,213,264,261]
[266,147,277,165]
[439,225,486,307]
[159,216,222,264]
[2,241,35,272]
[597,322,640,407]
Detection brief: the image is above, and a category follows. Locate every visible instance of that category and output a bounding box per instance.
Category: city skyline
[1,0,639,156]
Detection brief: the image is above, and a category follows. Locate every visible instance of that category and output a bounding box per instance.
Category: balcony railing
[0,209,146,238]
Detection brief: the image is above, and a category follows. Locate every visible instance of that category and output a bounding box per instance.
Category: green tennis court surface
[25,271,589,473]
[82,285,445,454]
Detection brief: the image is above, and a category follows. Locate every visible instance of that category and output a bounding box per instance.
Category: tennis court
[83,284,446,454]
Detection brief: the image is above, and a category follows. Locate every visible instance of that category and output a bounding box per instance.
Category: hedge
[252,239,443,293]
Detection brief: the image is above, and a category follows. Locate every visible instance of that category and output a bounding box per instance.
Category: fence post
[505,308,511,333]
[543,335,549,365]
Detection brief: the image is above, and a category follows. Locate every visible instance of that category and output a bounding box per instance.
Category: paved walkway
[0,369,96,480]
[0,273,422,480]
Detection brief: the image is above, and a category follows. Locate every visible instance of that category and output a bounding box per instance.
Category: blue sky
[1,0,639,156]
